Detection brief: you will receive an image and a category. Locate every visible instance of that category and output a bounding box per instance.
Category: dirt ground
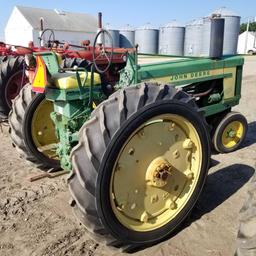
[0,56,255,256]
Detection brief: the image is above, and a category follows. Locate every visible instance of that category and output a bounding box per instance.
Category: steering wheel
[39,29,56,48]
[92,29,113,74]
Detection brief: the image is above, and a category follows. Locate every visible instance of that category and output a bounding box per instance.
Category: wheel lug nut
[160,163,166,169]
[166,199,177,210]
[187,172,194,180]
[116,163,122,171]
[162,172,168,181]
[169,122,175,131]
[156,173,161,179]
[140,211,149,223]
[170,201,177,210]
[128,148,135,155]
[138,130,145,137]
[183,139,193,149]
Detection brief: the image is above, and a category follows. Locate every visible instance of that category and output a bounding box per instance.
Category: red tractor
[8,15,133,170]
[0,38,84,119]
[0,19,131,120]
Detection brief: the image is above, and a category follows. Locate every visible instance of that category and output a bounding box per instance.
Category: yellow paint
[32,99,59,160]
[32,56,48,91]
[221,120,244,149]
[223,67,237,99]
[52,72,101,89]
[170,70,211,82]
[110,114,202,232]
[92,102,97,109]
[144,67,237,100]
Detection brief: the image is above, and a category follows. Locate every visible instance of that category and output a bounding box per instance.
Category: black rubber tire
[8,58,86,170]
[9,84,60,170]
[248,50,255,56]
[236,171,256,256]
[68,83,211,252]
[23,92,60,169]
[0,56,25,119]
[212,111,248,153]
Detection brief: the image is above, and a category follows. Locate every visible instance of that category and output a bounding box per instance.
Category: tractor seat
[51,71,101,90]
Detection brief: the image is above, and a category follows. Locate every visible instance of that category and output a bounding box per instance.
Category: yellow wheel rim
[221,121,244,149]
[110,114,202,232]
[31,99,59,160]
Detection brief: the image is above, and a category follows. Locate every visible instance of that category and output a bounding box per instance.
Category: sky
[0,0,256,41]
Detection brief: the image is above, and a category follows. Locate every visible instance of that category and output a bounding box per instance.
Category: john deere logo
[170,70,211,82]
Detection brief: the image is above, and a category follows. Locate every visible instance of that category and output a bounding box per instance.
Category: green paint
[33,51,244,171]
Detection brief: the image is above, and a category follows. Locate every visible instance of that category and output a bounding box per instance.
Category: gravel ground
[0,56,255,256]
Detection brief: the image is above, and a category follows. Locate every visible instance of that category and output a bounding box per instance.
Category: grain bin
[201,17,212,56]
[211,7,240,55]
[201,15,225,57]
[104,25,120,48]
[120,25,135,48]
[135,24,159,54]
[184,19,204,56]
[159,21,185,55]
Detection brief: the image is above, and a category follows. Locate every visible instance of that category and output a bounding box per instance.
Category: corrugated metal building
[5,6,98,47]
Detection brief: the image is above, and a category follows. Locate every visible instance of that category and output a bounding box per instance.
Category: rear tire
[0,56,27,119]
[236,171,256,256]
[9,84,60,170]
[68,83,211,251]
[8,58,86,169]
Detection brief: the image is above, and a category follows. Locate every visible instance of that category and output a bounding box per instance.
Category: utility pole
[244,18,250,54]
[254,17,256,48]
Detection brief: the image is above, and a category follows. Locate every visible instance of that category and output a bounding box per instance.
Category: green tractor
[9,18,248,251]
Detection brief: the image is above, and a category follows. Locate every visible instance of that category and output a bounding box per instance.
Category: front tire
[212,112,248,153]
[68,83,211,251]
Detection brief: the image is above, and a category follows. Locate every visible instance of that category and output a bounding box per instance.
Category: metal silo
[135,24,159,54]
[184,19,204,56]
[120,25,135,48]
[159,21,185,55]
[210,7,241,55]
[104,25,120,48]
[201,17,211,56]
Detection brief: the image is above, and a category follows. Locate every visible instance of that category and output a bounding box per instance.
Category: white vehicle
[247,47,256,55]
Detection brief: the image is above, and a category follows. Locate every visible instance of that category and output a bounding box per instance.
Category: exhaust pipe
[98,12,102,29]
[209,16,225,59]
[97,12,103,45]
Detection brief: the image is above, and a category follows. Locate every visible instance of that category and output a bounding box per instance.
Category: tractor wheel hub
[146,157,172,187]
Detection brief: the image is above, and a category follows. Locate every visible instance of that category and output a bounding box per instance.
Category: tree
[240,22,256,33]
